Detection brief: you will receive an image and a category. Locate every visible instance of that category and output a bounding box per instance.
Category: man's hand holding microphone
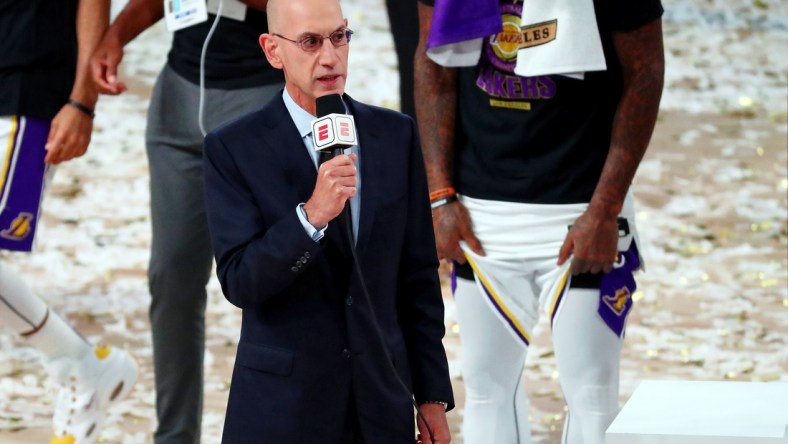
[303,153,357,229]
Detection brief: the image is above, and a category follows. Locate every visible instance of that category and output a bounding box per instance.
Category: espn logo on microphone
[311,114,357,150]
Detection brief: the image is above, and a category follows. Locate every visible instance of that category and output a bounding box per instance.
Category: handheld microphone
[312,94,357,161]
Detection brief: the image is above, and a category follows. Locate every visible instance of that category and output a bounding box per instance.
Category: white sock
[0,261,91,361]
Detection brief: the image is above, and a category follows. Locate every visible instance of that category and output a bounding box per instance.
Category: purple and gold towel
[426,0,501,66]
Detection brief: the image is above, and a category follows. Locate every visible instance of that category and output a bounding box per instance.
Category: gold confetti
[738,96,754,107]
[551,370,560,380]
[754,373,780,382]
[780,179,788,190]
[718,329,730,337]
[782,299,788,308]
[451,324,460,334]
[725,371,738,379]
[756,146,765,156]
[679,276,689,286]
[760,279,778,288]
[751,222,774,232]
[701,273,710,281]
[742,362,755,374]
[647,349,659,358]
[542,415,555,424]
[684,244,709,256]
[632,290,645,302]
[680,348,690,356]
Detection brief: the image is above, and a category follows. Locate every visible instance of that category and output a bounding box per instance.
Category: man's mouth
[318,75,340,84]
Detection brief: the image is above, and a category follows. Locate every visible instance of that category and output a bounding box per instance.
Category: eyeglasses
[272,28,354,53]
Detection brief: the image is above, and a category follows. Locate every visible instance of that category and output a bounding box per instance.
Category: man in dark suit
[202,0,453,442]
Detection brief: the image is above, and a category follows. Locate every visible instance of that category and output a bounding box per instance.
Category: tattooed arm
[558,19,665,274]
[414,2,484,264]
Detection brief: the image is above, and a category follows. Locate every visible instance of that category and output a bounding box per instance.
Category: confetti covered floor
[1,0,786,442]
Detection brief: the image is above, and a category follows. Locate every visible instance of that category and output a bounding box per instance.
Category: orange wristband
[429,187,456,202]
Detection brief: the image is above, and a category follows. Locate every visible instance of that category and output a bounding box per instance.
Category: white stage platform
[606,380,788,444]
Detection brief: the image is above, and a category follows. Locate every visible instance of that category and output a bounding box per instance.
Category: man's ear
[260,34,283,70]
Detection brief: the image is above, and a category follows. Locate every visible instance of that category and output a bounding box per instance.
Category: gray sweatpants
[145,64,282,444]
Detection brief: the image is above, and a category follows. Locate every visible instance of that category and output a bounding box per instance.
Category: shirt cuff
[296,203,327,242]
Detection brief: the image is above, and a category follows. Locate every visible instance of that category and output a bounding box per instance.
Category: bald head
[260,0,350,115]
[265,0,281,32]
[267,0,344,34]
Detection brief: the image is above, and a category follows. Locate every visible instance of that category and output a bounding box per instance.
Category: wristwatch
[423,401,448,411]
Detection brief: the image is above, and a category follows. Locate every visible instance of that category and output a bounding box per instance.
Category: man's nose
[317,39,340,65]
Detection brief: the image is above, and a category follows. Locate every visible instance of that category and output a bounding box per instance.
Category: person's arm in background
[239,0,268,11]
[558,19,665,274]
[90,0,164,95]
[413,1,484,265]
[91,0,270,95]
[44,0,110,164]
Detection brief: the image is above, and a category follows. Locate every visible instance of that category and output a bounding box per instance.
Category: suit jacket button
[341,349,351,359]
[300,257,307,263]
[290,266,299,272]
[346,296,354,306]
[304,252,312,259]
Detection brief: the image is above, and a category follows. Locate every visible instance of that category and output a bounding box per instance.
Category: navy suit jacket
[203,94,454,443]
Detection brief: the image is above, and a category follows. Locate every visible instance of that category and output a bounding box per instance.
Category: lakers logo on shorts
[602,287,631,316]
[1,212,34,241]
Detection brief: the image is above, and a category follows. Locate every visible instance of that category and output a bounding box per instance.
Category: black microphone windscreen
[316,94,345,118]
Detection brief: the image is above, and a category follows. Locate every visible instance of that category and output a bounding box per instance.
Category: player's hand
[431,200,484,264]
[303,154,358,228]
[44,104,93,164]
[557,207,618,275]
[416,403,451,444]
[90,31,127,95]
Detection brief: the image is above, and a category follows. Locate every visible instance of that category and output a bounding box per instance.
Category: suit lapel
[346,96,380,259]
[261,96,318,187]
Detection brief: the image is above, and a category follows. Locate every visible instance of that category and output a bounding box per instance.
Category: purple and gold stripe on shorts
[464,254,531,346]
[0,116,49,252]
[549,268,571,328]
[0,116,22,201]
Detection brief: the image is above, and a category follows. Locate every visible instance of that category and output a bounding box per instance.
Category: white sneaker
[48,345,139,444]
